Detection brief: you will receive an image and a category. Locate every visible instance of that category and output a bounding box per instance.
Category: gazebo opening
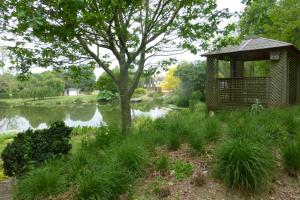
[202,36,300,110]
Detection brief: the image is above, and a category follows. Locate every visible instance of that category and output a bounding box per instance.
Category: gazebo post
[206,56,218,110]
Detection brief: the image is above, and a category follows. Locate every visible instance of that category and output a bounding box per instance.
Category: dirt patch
[0,179,13,200]
[132,144,300,200]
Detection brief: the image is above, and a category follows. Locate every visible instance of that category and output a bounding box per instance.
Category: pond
[0,103,171,134]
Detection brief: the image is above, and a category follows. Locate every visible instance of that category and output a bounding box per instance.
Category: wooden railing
[217,77,270,106]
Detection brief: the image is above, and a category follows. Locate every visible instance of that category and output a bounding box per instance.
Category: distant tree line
[0,66,96,99]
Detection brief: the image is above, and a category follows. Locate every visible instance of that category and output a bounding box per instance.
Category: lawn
[1,103,300,199]
[0,95,98,107]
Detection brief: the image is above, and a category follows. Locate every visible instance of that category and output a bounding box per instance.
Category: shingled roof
[202,37,298,56]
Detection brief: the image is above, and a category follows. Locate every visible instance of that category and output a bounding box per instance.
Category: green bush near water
[1,122,72,177]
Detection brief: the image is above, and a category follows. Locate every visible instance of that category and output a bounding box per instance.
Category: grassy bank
[0,95,98,107]
[3,104,300,199]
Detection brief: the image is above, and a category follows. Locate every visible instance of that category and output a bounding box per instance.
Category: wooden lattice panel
[217,77,269,106]
[270,53,285,106]
[206,57,218,109]
[288,56,298,104]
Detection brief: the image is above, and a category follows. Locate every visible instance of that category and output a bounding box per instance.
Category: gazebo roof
[202,37,299,56]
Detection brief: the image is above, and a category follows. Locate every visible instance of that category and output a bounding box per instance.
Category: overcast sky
[2,0,245,77]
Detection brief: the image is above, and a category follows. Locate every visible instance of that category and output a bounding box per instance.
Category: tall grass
[15,160,67,199]
[282,136,300,174]
[215,139,275,192]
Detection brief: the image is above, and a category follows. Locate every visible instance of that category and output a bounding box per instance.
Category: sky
[1,0,245,77]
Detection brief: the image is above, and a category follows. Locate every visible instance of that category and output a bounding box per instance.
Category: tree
[175,61,206,101]
[64,65,96,92]
[239,0,276,36]
[161,67,180,91]
[96,72,119,93]
[264,0,300,48]
[2,0,230,133]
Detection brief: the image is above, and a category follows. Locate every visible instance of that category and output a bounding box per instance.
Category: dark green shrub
[98,90,117,102]
[282,140,300,174]
[1,122,72,177]
[215,139,275,192]
[155,155,169,173]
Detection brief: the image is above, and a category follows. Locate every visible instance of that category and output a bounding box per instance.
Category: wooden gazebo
[202,36,300,110]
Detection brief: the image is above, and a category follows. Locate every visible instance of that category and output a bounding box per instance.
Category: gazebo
[202,36,300,110]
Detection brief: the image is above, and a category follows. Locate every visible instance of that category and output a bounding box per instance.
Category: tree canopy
[239,0,300,48]
[2,0,231,133]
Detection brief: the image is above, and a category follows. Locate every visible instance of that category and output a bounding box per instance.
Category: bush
[134,88,146,95]
[282,139,300,174]
[215,139,275,192]
[98,90,117,102]
[1,122,72,177]
[15,161,67,200]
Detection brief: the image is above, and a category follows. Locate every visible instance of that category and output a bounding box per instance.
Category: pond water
[0,103,170,134]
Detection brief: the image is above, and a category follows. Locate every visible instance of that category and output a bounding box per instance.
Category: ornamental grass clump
[202,117,221,142]
[282,137,300,175]
[215,139,275,192]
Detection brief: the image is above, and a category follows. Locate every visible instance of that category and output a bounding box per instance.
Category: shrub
[98,90,117,102]
[215,139,275,192]
[15,162,66,200]
[134,88,146,95]
[171,161,193,180]
[155,155,169,173]
[282,139,300,174]
[1,122,72,177]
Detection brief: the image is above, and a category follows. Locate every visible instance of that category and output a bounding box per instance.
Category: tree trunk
[119,91,131,134]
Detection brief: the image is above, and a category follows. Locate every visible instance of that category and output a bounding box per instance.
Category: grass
[6,102,300,198]
[0,95,98,107]
[282,136,300,174]
[215,139,275,192]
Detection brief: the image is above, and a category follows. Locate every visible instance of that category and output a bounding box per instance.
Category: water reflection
[0,103,169,133]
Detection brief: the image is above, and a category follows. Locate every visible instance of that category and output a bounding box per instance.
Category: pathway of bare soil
[132,144,300,200]
[0,179,13,200]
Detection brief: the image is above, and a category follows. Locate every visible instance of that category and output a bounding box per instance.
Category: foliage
[98,90,117,102]
[64,65,96,92]
[188,132,204,154]
[1,122,72,177]
[2,0,230,133]
[282,137,300,173]
[240,0,300,49]
[15,161,67,200]
[134,88,146,95]
[215,139,275,192]
[167,133,181,151]
[202,117,221,142]
[96,71,119,93]
[175,61,206,101]
[171,161,193,180]
[251,99,264,115]
[161,67,181,91]
[155,155,169,174]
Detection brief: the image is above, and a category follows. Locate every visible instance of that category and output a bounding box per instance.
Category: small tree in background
[2,0,231,133]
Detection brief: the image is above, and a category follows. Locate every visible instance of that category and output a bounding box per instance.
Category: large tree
[2,0,229,133]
